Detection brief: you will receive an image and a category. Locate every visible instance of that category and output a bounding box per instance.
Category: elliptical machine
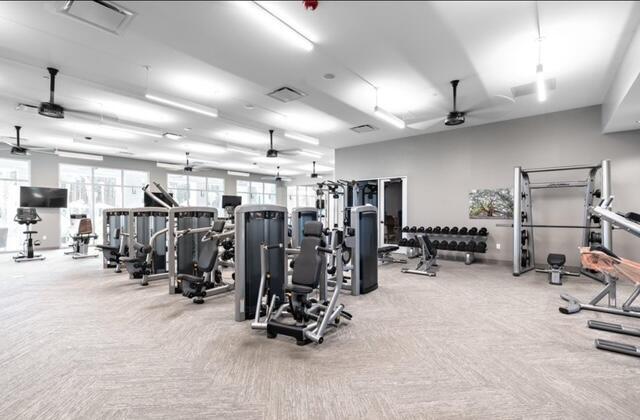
[13,208,45,262]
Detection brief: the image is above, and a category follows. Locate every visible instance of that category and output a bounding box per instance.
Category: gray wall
[4,152,286,250]
[336,106,640,266]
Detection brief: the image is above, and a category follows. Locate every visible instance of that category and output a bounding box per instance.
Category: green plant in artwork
[469,188,514,219]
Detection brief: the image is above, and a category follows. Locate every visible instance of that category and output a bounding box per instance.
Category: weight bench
[378,245,406,264]
[401,233,438,277]
[536,253,579,285]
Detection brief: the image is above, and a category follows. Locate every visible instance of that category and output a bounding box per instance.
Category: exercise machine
[511,160,612,279]
[401,233,438,276]
[96,208,132,273]
[535,253,579,285]
[13,207,45,262]
[262,221,352,345]
[234,204,287,322]
[120,207,168,283]
[64,214,99,259]
[290,207,318,248]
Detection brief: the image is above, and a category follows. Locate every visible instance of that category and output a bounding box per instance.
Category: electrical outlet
[496,243,501,250]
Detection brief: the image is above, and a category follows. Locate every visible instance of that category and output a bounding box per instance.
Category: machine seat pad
[286,284,314,295]
[547,253,566,267]
[120,256,143,263]
[626,212,640,223]
[177,274,205,284]
[96,245,119,252]
[378,245,399,254]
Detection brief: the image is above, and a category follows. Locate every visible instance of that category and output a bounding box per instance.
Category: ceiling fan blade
[407,116,443,130]
[465,94,515,114]
[157,162,184,171]
[66,108,120,123]
[1,140,15,147]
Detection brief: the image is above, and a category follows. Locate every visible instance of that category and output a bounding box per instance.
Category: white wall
[2,152,286,249]
[336,106,640,265]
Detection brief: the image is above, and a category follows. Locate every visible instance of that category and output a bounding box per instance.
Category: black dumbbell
[402,226,410,232]
[417,226,425,233]
[399,238,408,246]
[448,240,458,250]
[521,249,531,267]
[407,238,418,248]
[409,226,417,233]
[425,227,433,233]
[433,226,442,234]
[442,226,450,234]
[479,227,488,236]
[458,227,468,235]
[457,241,467,251]
[593,189,601,198]
[221,238,234,250]
[521,230,528,246]
[450,226,459,235]
[466,240,476,252]
[431,240,440,249]
[475,242,487,253]
[468,227,478,235]
[439,240,448,250]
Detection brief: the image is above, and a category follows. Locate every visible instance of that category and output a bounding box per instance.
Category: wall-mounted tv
[20,187,68,208]
[222,195,242,208]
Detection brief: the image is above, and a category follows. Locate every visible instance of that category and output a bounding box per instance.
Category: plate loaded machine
[235,204,287,323]
[13,207,45,262]
[64,214,99,259]
[561,197,640,358]
[401,233,438,277]
[121,207,169,284]
[167,206,219,296]
[96,208,133,273]
[290,207,318,249]
[511,160,612,284]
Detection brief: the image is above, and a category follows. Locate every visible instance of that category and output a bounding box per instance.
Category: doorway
[379,178,405,246]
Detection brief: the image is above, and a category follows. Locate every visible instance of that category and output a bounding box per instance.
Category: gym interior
[1,1,640,419]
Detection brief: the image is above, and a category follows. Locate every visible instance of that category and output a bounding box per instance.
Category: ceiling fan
[310,161,323,179]
[262,166,291,183]
[16,67,108,121]
[407,79,515,130]
[157,152,218,173]
[0,126,55,156]
[265,129,300,158]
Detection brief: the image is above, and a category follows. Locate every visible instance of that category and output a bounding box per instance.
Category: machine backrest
[197,238,220,273]
[15,207,40,224]
[420,233,437,257]
[291,221,325,287]
[78,218,94,235]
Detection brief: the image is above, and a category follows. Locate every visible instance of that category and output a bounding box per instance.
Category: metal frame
[290,207,318,248]
[128,207,169,284]
[100,208,133,269]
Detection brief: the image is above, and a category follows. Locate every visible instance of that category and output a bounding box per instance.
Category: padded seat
[626,212,640,223]
[96,244,119,252]
[378,245,399,254]
[178,273,206,284]
[286,284,314,295]
[547,253,566,267]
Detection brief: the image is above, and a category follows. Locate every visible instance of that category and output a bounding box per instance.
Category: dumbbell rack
[400,227,489,265]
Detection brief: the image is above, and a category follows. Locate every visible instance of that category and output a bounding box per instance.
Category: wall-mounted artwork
[469,188,513,219]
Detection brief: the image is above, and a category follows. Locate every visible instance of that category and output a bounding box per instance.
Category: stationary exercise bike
[13,207,45,263]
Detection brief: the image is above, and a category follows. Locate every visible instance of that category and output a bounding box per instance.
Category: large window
[0,158,30,252]
[237,180,276,205]
[167,174,225,212]
[59,164,148,244]
[287,185,316,210]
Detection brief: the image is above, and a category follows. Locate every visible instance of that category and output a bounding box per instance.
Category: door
[379,178,406,246]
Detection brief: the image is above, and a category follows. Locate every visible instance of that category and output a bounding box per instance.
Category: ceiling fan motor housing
[38,101,64,118]
[266,149,278,158]
[445,111,465,126]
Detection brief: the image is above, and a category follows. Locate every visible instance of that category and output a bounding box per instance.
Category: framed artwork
[469,188,513,219]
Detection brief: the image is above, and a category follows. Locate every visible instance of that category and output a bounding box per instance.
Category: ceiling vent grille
[511,78,556,98]
[267,86,307,103]
[58,1,135,35]
[350,124,378,133]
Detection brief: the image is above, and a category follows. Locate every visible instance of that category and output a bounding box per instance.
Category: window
[167,174,225,213]
[0,158,30,252]
[237,180,276,205]
[60,164,149,244]
[287,185,317,209]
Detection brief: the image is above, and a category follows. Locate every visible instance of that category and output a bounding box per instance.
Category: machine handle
[262,243,283,250]
[315,246,334,255]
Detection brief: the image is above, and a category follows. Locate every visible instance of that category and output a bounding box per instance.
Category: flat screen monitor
[144,192,174,207]
[222,195,242,208]
[20,187,68,208]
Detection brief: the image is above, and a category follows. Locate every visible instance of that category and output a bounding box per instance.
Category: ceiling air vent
[267,86,307,103]
[350,124,378,133]
[58,1,135,35]
[511,78,556,98]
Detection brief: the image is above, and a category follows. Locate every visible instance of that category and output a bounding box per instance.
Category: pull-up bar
[522,163,601,173]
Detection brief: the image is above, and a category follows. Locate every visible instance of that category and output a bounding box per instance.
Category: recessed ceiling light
[163,132,182,141]
[284,131,319,145]
[323,73,335,80]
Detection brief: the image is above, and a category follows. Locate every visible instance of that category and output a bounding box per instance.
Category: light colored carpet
[1,250,639,419]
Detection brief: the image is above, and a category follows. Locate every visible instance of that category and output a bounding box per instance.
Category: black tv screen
[222,195,242,208]
[20,187,68,208]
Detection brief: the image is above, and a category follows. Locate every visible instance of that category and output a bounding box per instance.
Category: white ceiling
[0,1,637,176]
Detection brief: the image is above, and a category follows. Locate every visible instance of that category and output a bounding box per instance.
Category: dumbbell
[521,249,531,267]
[417,226,425,233]
[521,211,528,223]
[468,227,478,235]
[409,226,418,233]
[425,227,433,233]
[591,215,601,224]
[457,241,467,251]
[475,242,487,253]
[593,189,602,198]
[402,226,410,232]
[407,238,418,248]
[466,240,477,252]
[458,227,468,235]
[450,226,459,235]
[448,240,458,250]
[221,238,234,250]
[433,226,442,234]
[478,227,488,236]
[399,238,408,246]
[521,230,529,246]
[221,249,234,261]
[590,231,602,244]
[431,240,440,249]
[439,240,448,250]
[442,226,450,234]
